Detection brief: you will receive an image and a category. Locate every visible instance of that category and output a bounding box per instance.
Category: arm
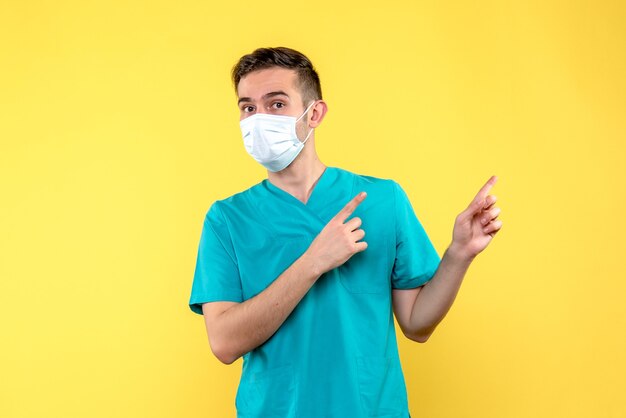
[202,253,319,364]
[392,246,472,342]
[203,192,368,364]
[393,176,502,343]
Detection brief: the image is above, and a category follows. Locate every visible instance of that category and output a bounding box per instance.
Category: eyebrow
[237,90,290,105]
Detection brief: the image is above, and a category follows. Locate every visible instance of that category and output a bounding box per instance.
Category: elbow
[413,334,430,343]
[406,329,432,344]
[209,338,240,365]
[213,350,238,365]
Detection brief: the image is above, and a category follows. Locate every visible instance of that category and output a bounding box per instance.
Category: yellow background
[1,1,625,417]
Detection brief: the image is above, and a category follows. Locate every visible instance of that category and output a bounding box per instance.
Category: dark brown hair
[231,47,323,104]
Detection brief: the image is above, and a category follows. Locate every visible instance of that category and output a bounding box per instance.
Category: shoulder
[331,167,423,221]
[205,181,265,222]
[332,166,401,195]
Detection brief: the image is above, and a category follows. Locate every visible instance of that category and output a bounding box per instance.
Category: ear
[308,100,328,128]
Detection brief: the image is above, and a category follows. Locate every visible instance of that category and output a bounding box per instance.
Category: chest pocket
[337,213,392,294]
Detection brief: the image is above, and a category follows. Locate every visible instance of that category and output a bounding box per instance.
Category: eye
[241,105,255,113]
[271,101,285,110]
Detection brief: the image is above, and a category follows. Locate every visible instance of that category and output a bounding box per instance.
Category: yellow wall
[1,1,624,417]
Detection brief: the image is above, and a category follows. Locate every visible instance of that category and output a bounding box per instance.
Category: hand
[449,176,502,262]
[305,192,368,275]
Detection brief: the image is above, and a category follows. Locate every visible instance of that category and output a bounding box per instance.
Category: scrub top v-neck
[263,164,336,218]
[189,166,441,418]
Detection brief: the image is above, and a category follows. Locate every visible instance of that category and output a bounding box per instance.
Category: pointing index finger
[336,192,367,222]
[474,175,498,204]
[463,175,497,218]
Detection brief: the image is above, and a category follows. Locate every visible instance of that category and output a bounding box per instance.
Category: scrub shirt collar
[263,166,338,211]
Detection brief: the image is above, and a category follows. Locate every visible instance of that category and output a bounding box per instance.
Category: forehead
[237,67,301,100]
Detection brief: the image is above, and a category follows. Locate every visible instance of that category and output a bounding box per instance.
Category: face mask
[240,101,316,172]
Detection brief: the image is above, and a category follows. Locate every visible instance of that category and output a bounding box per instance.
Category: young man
[189,47,502,418]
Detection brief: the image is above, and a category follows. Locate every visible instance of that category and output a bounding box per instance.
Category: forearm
[213,251,321,363]
[408,245,473,340]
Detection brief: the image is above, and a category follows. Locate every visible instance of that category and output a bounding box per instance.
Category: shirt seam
[208,202,240,267]
[392,180,398,252]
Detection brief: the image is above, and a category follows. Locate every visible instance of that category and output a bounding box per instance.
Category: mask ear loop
[297,101,317,144]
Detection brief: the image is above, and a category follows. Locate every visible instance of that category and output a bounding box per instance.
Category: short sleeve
[188,202,243,315]
[391,181,441,289]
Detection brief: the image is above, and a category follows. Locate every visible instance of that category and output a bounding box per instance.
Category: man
[189,47,502,417]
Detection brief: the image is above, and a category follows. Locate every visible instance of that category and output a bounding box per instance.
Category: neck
[267,143,326,205]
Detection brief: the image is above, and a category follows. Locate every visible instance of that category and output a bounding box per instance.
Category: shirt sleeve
[391,181,441,289]
[188,202,243,315]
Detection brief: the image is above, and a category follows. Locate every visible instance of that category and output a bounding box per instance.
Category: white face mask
[240,101,316,172]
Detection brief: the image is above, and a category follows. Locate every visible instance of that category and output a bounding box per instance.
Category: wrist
[298,250,324,282]
[446,242,475,266]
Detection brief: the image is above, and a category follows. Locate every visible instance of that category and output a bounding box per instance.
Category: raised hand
[305,192,368,275]
[449,176,502,261]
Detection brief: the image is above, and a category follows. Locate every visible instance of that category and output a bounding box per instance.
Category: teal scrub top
[189,166,441,418]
